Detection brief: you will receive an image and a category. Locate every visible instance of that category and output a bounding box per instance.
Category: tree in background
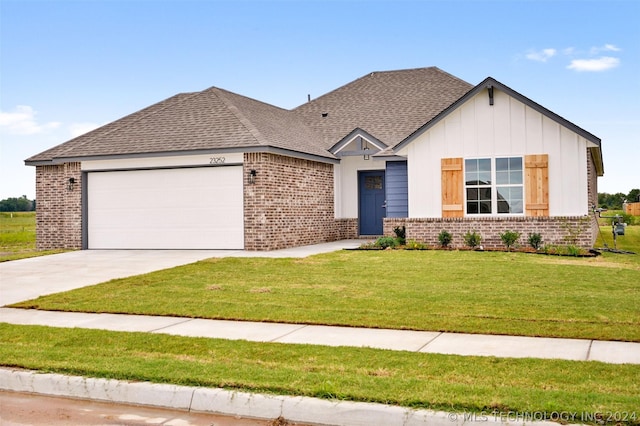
[0,196,35,212]
[598,189,640,209]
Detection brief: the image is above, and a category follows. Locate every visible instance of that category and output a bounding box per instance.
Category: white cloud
[69,122,101,138]
[0,105,61,135]
[526,48,557,62]
[523,44,622,72]
[567,56,620,72]
[590,44,621,54]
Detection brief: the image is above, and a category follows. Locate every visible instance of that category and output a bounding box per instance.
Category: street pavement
[0,390,294,426]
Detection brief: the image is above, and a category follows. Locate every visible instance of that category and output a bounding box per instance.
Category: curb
[0,368,559,426]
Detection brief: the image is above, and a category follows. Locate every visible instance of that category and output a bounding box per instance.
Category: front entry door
[359,171,386,235]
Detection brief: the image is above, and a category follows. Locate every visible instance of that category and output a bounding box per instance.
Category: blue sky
[1,0,638,200]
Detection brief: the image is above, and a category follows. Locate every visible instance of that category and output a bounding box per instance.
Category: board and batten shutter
[525,154,549,217]
[441,158,464,218]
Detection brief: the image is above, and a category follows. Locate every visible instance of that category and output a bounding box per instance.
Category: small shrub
[499,230,520,251]
[393,226,406,245]
[528,233,543,250]
[542,244,559,255]
[374,236,397,249]
[463,231,482,248]
[566,245,582,256]
[541,244,586,256]
[405,239,426,250]
[438,230,452,248]
[620,213,635,226]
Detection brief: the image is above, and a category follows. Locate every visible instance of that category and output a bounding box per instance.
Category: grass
[0,212,68,262]
[1,323,639,421]
[2,213,639,422]
[11,227,640,342]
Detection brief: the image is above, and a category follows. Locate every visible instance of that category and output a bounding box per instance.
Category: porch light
[363,140,370,160]
[67,177,76,191]
[248,169,257,184]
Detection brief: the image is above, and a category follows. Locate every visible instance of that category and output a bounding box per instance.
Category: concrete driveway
[0,241,364,306]
[0,250,228,306]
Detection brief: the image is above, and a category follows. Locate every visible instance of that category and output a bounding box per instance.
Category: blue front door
[359,171,386,235]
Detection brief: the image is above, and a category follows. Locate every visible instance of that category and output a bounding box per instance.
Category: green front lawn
[0,212,68,262]
[2,324,639,420]
[3,223,640,422]
[11,228,640,342]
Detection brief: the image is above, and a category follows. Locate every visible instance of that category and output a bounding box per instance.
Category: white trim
[82,153,244,171]
[334,134,386,155]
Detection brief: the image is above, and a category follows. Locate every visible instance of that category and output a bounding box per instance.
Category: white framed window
[464,157,523,215]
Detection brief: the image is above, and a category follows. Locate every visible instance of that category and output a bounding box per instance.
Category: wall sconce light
[67,177,76,191]
[248,169,257,184]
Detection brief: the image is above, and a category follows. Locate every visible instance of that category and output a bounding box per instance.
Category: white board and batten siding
[397,89,592,218]
[83,154,244,250]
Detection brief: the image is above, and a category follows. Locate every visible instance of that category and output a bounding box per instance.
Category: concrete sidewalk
[2,307,639,364]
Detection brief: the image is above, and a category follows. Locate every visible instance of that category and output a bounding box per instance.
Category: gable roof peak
[392,75,604,175]
[294,66,473,148]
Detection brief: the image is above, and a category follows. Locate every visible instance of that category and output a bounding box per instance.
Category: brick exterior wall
[243,153,357,251]
[384,216,594,250]
[335,218,359,241]
[35,150,599,251]
[33,155,359,251]
[587,149,600,246]
[35,163,82,250]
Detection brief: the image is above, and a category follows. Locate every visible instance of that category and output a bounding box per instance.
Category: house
[26,67,603,251]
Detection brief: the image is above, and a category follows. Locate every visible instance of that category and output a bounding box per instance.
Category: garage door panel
[88,167,244,249]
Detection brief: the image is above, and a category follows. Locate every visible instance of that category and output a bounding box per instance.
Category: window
[465,157,523,215]
[364,175,383,190]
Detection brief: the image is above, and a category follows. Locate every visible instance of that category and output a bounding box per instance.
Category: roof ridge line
[292,66,441,110]
[209,87,268,146]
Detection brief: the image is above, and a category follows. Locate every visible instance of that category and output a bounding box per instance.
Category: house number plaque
[209,157,226,164]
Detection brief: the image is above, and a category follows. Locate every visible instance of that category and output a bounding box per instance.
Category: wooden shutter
[525,154,549,216]
[441,158,464,217]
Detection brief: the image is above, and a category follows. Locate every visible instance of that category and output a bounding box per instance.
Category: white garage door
[87,166,244,249]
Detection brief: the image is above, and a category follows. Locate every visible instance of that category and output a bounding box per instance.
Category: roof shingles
[293,67,473,147]
[26,67,472,164]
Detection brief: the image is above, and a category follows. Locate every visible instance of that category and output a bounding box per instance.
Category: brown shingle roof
[26,93,193,163]
[26,67,473,164]
[294,67,473,148]
[26,88,333,163]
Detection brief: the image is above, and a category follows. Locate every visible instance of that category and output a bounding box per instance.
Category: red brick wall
[35,163,82,250]
[34,155,358,251]
[587,150,599,246]
[243,153,357,250]
[384,216,595,250]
